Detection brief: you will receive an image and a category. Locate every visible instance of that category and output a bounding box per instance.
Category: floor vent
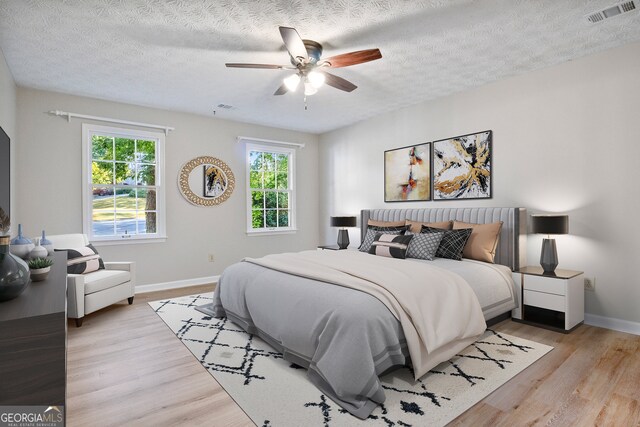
[586,1,636,23]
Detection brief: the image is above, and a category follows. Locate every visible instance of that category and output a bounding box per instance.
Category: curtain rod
[237,136,305,149]
[48,110,175,135]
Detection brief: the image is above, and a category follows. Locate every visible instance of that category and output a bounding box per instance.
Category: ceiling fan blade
[279,26,309,63]
[225,63,294,69]
[274,83,288,96]
[323,49,382,68]
[322,72,357,92]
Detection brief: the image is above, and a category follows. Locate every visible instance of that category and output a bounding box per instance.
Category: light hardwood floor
[67,286,640,426]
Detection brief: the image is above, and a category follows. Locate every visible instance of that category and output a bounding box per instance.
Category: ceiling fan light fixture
[227,26,381,101]
[283,73,301,92]
[304,81,318,96]
[308,71,325,88]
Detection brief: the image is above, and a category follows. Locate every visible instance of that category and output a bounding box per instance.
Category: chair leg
[128,296,134,305]
[75,318,83,327]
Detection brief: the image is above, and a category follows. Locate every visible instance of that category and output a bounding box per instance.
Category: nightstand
[317,245,345,251]
[512,266,584,333]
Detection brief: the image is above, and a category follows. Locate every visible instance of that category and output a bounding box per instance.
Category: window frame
[82,123,167,245]
[245,142,297,235]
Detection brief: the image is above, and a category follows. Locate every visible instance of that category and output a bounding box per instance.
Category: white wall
[16,88,320,285]
[319,42,640,324]
[0,47,17,230]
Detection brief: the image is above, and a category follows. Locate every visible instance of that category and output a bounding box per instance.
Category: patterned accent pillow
[359,225,408,252]
[405,220,452,233]
[423,226,472,261]
[55,244,105,274]
[368,233,414,259]
[406,230,445,260]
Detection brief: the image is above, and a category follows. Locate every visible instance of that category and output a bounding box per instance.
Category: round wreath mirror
[178,156,235,206]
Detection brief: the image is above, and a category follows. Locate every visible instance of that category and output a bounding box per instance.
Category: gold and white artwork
[433,131,492,200]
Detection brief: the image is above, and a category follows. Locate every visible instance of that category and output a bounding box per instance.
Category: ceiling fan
[225,26,382,97]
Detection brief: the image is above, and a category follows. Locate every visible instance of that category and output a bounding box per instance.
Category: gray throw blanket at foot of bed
[213,250,486,419]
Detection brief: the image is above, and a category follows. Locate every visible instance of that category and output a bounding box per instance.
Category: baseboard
[584,313,640,336]
[136,275,220,294]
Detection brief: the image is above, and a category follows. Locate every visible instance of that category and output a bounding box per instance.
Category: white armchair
[47,234,136,327]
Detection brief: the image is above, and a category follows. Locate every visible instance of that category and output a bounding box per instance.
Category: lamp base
[337,229,350,249]
[540,238,558,274]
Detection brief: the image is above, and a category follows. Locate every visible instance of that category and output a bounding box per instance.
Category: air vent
[621,0,636,11]
[587,11,605,22]
[217,104,234,109]
[586,1,636,23]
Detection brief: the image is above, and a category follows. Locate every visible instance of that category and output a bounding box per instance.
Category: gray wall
[319,42,640,324]
[0,47,16,230]
[16,88,320,285]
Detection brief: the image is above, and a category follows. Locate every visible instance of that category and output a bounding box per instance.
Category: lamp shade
[330,216,357,228]
[532,215,568,235]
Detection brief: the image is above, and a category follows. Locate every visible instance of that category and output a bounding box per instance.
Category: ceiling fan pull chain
[304,95,308,110]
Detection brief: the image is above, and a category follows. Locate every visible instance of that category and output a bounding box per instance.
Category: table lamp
[531,214,568,274]
[330,216,357,249]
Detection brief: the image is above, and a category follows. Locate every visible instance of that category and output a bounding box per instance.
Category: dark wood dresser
[0,251,67,406]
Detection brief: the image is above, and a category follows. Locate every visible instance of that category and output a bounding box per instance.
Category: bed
[212,207,526,419]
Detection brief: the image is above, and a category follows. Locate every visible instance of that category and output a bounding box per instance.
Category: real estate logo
[0,405,64,427]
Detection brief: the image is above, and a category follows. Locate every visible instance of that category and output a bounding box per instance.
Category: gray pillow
[406,230,445,260]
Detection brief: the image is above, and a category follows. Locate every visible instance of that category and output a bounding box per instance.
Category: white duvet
[245,249,487,379]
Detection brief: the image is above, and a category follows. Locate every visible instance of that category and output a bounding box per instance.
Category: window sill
[246,229,297,237]
[91,236,167,246]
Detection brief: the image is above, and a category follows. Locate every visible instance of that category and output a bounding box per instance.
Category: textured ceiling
[1,0,639,134]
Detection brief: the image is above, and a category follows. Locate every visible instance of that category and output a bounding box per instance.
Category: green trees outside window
[249,150,293,230]
[90,135,158,236]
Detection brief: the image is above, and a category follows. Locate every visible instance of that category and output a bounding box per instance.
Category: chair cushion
[83,269,131,294]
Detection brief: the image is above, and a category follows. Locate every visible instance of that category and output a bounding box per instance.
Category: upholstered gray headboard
[361,207,527,271]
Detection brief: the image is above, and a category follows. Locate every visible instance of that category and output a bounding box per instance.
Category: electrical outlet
[584,277,595,291]
[208,254,215,263]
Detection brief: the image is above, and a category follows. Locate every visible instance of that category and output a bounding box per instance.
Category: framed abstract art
[432,130,492,200]
[384,143,431,202]
[203,165,228,198]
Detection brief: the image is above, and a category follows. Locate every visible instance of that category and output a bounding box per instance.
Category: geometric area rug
[150,294,553,427]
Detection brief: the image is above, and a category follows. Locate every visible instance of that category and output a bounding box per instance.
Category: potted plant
[28,257,54,282]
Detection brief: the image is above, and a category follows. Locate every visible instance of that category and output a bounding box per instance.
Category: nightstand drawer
[524,290,565,312]
[523,275,566,296]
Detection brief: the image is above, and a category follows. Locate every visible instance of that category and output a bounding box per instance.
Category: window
[82,124,166,243]
[246,142,296,234]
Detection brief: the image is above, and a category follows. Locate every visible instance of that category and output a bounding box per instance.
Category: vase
[30,266,51,282]
[40,230,54,255]
[0,235,31,302]
[29,238,48,259]
[10,224,34,260]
